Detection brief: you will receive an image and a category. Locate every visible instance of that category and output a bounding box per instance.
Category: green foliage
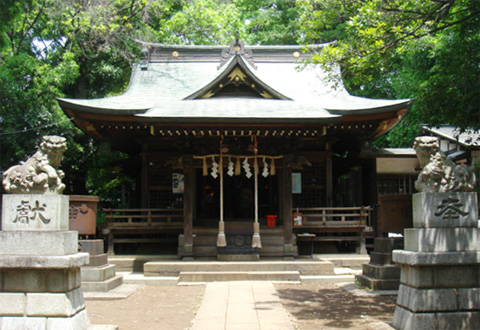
[237,0,303,45]
[162,0,244,45]
[300,0,480,147]
[86,151,136,208]
[2,0,478,201]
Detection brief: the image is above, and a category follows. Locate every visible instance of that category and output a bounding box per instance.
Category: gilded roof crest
[218,39,256,70]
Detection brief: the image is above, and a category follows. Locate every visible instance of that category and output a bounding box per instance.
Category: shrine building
[58,40,412,259]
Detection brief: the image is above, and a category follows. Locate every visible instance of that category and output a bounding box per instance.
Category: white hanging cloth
[243,158,252,178]
[262,156,269,178]
[227,157,235,177]
[211,156,218,178]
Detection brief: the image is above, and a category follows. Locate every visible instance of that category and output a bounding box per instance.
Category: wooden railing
[294,206,372,227]
[102,208,184,255]
[103,208,183,228]
[293,206,372,254]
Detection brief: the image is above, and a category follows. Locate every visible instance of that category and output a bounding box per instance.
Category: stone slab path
[190,281,295,330]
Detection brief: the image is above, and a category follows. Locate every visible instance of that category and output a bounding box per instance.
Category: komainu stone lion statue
[414,136,476,192]
[2,135,67,194]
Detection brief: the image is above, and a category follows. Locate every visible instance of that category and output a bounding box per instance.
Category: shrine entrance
[195,168,279,227]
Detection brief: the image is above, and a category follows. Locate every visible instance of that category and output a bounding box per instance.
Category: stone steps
[82,275,124,292]
[143,260,335,277]
[122,273,179,286]
[81,264,117,282]
[319,254,370,270]
[178,270,301,282]
[300,275,355,284]
[80,240,123,293]
[356,274,400,291]
[119,272,356,285]
[108,255,179,272]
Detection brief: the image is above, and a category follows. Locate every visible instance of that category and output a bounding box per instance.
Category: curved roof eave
[327,99,412,115]
[57,97,149,115]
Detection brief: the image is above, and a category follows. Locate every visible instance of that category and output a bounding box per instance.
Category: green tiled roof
[58,42,410,124]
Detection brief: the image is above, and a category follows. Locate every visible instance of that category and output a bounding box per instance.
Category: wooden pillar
[281,162,294,259]
[326,142,333,207]
[141,144,149,208]
[182,155,195,260]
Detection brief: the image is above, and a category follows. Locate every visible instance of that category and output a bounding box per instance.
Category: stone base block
[0,231,78,256]
[1,308,91,330]
[393,250,480,266]
[79,240,104,256]
[356,274,400,291]
[2,194,69,231]
[363,263,400,279]
[0,253,89,269]
[27,288,85,317]
[283,244,295,258]
[82,275,123,292]
[413,192,478,228]
[0,288,86,317]
[397,285,480,312]
[404,227,480,252]
[393,306,480,330]
[81,265,116,282]
[399,264,480,289]
[374,238,404,254]
[1,268,81,293]
[86,254,108,267]
[370,251,394,265]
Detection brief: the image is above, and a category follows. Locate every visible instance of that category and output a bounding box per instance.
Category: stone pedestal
[0,194,102,329]
[356,237,402,291]
[80,239,123,292]
[392,192,480,329]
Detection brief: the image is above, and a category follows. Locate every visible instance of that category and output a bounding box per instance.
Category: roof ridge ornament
[140,44,150,70]
[218,38,256,70]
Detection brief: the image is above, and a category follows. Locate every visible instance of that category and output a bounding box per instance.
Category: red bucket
[266,215,278,227]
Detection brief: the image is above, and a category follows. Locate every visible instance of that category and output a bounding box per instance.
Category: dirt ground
[275,283,396,330]
[86,283,396,330]
[86,286,205,330]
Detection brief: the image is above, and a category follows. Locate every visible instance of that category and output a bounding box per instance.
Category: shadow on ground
[275,283,396,329]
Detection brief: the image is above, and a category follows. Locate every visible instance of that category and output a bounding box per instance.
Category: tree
[0,0,151,194]
[236,0,303,45]
[299,0,480,146]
